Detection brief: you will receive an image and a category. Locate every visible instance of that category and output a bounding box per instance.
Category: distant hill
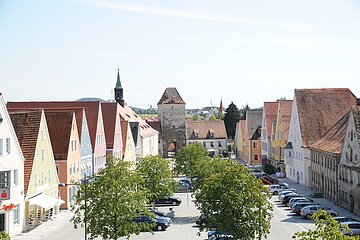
[77,97,107,102]
[131,106,157,114]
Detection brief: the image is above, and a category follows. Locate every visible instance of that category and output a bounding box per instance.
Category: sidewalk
[13,210,74,240]
[277,177,360,221]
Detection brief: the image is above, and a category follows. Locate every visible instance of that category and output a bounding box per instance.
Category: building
[270,100,292,172]
[185,120,227,155]
[337,106,360,215]
[120,119,137,165]
[284,88,357,186]
[157,88,186,157]
[260,102,278,164]
[9,110,62,231]
[44,111,82,210]
[234,120,246,160]
[7,101,108,175]
[101,102,123,161]
[114,71,158,158]
[0,94,25,236]
[243,108,263,165]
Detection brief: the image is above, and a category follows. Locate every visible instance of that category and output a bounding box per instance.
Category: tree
[0,232,10,240]
[293,210,360,240]
[71,160,153,240]
[137,155,177,202]
[223,102,241,139]
[196,163,273,240]
[174,143,209,177]
[239,103,250,120]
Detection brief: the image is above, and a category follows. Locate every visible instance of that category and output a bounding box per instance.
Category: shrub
[0,231,10,240]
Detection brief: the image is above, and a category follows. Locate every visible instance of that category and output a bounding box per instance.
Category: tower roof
[158,88,185,105]
[115,69,122,89]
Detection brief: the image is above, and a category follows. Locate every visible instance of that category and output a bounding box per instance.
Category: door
[0,214,5,232]
[350,195,354,213]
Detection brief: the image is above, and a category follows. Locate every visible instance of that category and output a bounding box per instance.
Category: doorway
[350,195,354,213]
[0,214,5,232]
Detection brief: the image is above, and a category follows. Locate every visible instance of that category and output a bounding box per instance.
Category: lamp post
[59,174,87,240]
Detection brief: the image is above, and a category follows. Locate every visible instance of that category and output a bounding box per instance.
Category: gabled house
[260,102,278,164]
[129,122,141,163]
[114,70,158,158]
[120,117,136,165]
[185,120,227,155]
[101,102,123,161]
[337,106,360,215]
[243,108,263,165]
[7,101,107,175]
[118,104,158,158]
[9,110,62,231]
[270,100,292,171]
[235,120,246,160]
[284,88,357,186]
[0,94,24,236]
[44,111,82,210]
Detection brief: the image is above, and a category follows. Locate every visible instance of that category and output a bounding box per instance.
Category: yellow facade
[123,122,136,167]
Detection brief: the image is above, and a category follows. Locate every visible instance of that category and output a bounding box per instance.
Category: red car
[256,174,279,185]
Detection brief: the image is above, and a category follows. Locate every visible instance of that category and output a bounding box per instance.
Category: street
[14,191,318,240]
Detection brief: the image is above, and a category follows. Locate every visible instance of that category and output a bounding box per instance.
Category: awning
[29,193,65,210]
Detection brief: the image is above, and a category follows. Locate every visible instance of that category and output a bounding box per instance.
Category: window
[350,148,353,162]
[203,142,206,147]
[210,142,214,147]
[0,139,3,156]
[13,169,18,186]
[6,138,10,154]
[254,154,259,161]
[41,149,45,160]
[70,164,72,174]
[0,171,10,188]
[41,130,44,141]
[253,142,257,148]
[289,151,292,157]
[218,141,222,147]
[35,174,37,186]
[13,205,19,225]
[41,172,44,183]
[48,169,51,182]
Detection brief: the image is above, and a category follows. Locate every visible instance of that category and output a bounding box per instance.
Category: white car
[278,190,296,201]
[300,205,339,219]
[269,183,295,195]
[288,197,309,207]
[340,222,360,236]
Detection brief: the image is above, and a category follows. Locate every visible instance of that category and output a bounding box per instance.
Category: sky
[1,0,360,109]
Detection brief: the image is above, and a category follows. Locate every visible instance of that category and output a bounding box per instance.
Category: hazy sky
[1,0,360,109]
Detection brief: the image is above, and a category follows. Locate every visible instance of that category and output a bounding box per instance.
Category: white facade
[0,94,25,236]
[284,96,309,186]
[261,108,271,160]
[141,134,159,157]
[187,139,227,152]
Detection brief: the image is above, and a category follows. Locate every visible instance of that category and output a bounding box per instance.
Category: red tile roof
[157,88,185,105]
[7,101,102,151]
[9,110,42,194]
[44,111,74,160]
[118,104,158,138]
[186,120,227,139]
[263,102,278,139]
[295,88,357,147]
[101,102,118,149]
[147,120,162,136]
[309,110,349,155]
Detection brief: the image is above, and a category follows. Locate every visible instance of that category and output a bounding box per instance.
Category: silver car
[278,190,296,201]
[288,197,309,208]
[300,205,339,219]
[340,222,360,236]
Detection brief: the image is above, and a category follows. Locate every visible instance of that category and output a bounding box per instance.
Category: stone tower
[114,69,124,107]
[157,88,186,157]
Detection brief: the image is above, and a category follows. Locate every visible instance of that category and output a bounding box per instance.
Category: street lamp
[59,175,88,240]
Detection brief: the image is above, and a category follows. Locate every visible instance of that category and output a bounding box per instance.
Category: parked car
[268,183,295,195]
[333,216,360,223]
[155,197,182,206]
[134,215,170,231]
[292,202,318,215]
[282,194,301,205]
[300,205,339,219]
[278,190,296,201]
[288,197,312,208]
[257,174,279,185]
[208,230,233,240]
[196,214,207,228]
[176,181,191,192]
[179,179,192,188]
[148,208,173,221]
[340,222,360,236]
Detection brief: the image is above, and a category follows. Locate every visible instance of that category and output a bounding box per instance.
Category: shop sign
[0,189,10,200]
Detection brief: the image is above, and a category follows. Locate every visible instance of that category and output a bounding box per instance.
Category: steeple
[114,68,124,107]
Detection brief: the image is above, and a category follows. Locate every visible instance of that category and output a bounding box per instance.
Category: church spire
[115,68,122,88]
[114,68,124,107]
